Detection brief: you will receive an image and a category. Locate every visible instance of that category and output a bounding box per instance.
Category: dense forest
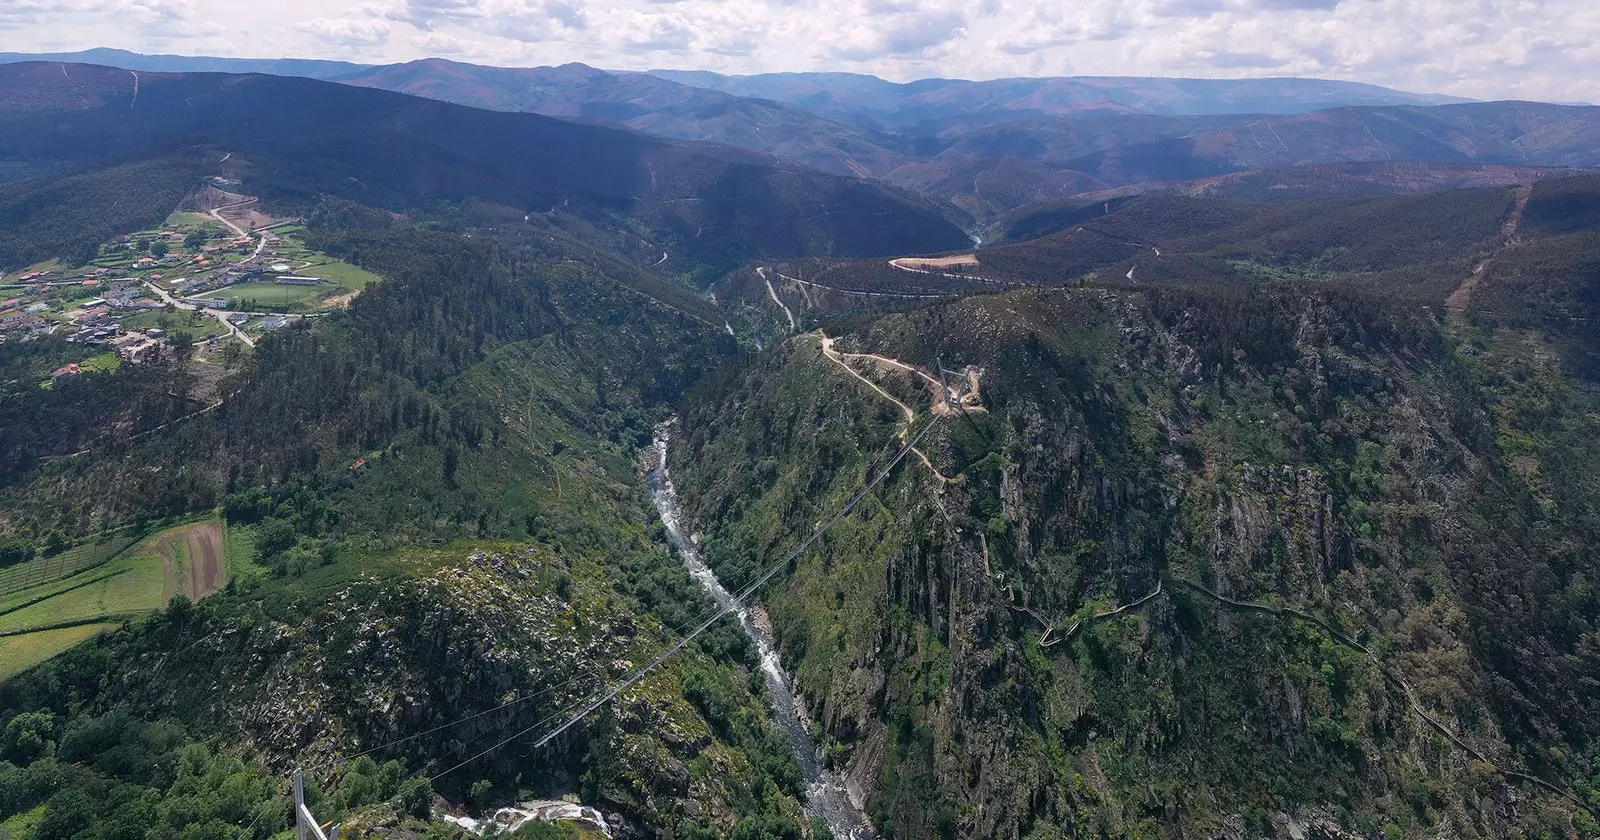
[670,274,1600,839]
[0,186,832,839]
[3,58,1600,839]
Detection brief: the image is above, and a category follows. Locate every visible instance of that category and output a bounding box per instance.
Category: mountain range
[0,51,1597,840]
[0,61,966,272]
[10,50,1598,223]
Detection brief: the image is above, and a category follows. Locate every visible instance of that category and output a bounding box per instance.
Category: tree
[254,518,297,565]
[0,537,35,567]
[396,778,433,820]
[167,330,196,359]
[4,711,56,764]
[468,779,492,815]
[185,229,209,249]
[151,240,169,258]
[443,446,460,489]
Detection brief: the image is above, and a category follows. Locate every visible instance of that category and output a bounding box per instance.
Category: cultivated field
[152,519,227,602]
[0,530,140,599]
[0,519,228,677]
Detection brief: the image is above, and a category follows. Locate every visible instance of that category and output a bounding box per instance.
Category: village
[0,186,382,386]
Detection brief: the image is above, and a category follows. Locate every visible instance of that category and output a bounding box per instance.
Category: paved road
[142,280,256,348]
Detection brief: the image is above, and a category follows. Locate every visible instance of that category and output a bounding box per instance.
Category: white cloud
[299,15,392,48]
[4,0,1600,102]
[411,30,472,53]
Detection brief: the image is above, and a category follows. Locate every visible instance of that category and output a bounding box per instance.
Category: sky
[2,0,1597,102]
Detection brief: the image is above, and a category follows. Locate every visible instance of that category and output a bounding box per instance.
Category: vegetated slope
[0,200,727,525]
[879,157,1109,223]
[646,70,1471,124]
[976,102,1600,187]
[1468,174,1600,377]
[983,186,1518,272]
[669,271,1600,838]
[1067,161,1596,204]
[0,151,212,266]
[745,186,1518,330]
[0,199,818,837]
[0,541,808,839]
[0,62,969,271]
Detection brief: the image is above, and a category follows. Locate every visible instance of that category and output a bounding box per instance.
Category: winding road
[757,267,797,332]
[816,331,958,483]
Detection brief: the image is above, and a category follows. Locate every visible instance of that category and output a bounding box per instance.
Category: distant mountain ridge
[0,61,969,270]
[330,58,910,178]
[0,47,364,79]
[645,69,1476,125]
[5,50,1596,224]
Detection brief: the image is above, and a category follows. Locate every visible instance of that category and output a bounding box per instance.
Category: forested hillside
[670,280,1600,840]
[0,183,811,837]
[2,55,1600,840]
[0,62,968,274]
[668,179,1600,839]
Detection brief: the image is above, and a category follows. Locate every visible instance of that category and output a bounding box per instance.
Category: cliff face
[670,284,1600,839]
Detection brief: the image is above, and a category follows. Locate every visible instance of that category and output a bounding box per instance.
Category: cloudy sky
[3,0,1596,101]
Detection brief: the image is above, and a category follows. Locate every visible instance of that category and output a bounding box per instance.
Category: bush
[397,777,433,820]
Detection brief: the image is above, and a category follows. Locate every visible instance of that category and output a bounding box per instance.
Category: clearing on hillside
[889,254,980,271]
[0,623,118,679]
[153,520,227,602]
[0,519,227,678]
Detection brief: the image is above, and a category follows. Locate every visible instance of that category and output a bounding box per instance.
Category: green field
[0,530,141,599]
[164,211,227,231]
[207,281,326,308]
[0,623,119,679]
[0,520,228,677]
[296,259,382,292]
[0,552,167,635]
[118,308,231,340]
[223,521,264,584]
[79,352,122,372]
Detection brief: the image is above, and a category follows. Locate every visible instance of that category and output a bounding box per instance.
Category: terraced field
[0,519,228,677]
[0,529,140,599]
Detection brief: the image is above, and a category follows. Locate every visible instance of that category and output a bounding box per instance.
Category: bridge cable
[426,415,940,777]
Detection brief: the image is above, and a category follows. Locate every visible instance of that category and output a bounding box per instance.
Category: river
[646,425,874,840]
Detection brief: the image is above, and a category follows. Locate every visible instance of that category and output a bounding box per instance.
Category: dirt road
[817,331,960,483]
[1447,185,1531,313]
[757,267,797,331]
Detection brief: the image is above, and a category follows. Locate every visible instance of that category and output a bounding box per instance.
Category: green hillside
[669,279,1600,839]
[3,62,1600,840]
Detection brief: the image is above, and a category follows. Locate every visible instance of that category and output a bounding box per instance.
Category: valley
[0,55,1595,840]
